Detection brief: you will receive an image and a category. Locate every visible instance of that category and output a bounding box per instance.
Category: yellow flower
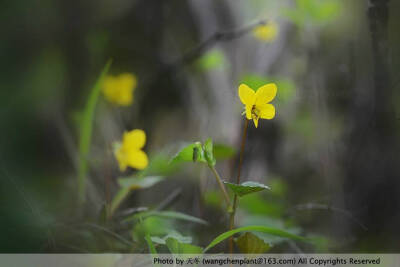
[252,22,278,42]
[102,73,137,106]
[114,129,148,171]
[238,83,277,128]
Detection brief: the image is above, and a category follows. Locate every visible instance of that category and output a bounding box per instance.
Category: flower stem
[209,165,231,208]
[228,118,249,253]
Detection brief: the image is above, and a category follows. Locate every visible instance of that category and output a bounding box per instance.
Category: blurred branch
[155,188,182,211]
[83,223,135,247]
[293,203,367,231]
[140,19,268,101]
[116,207,149,218]
[173,19,268,67]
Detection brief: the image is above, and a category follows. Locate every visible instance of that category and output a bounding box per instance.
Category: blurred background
[1,0,400,253]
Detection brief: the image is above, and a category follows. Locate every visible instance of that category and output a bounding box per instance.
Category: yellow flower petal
[238,84,256,106]
[119,73,137,90]
[259,104,275,119]
[245,105,253,120]
[102,73,137,106]
[253,116,260,128]
[123,129,146,150]
[126,150,148,170]
[255,83,277,107]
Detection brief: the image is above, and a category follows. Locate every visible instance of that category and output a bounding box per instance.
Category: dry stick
[228,118,249,253]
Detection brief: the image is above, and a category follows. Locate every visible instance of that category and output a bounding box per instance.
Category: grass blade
[110,186,131,216]
[145,234,158,254]
[155,211,208,225]
[125,210,208,225]
[145,234,160,267]
[78,60,112,203]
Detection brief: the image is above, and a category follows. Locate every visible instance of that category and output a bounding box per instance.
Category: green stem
[228,118,249,253]
[209,165,231,208]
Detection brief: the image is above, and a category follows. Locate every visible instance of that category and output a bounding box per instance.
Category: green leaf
[126,211,208,225]
[235,232,270,254]
[78,60,112,203]
[118,176,164,189]
[170,142,206,164]
[213,144,236,160]
[196,49,226,71]
[203,225,309,253]
[203,138,216,166]
[224,181,270,197]
[151,231,192,245]
[166,237,203,254]
[240,215,302,245]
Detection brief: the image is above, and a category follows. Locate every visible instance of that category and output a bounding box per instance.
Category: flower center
[251,106,260,119]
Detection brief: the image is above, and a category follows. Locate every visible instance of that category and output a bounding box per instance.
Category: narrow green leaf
[166,237,203,254]
[145,234,158,254]
[78,60,112,203]
[151,231,192,245]
[118,176,164,189]
[203,225,308,253]
[157,211,208,225]
[224,181,270,197]
[126,210,208,225]
[203,138,216,166]
[145,234,160,267]
[236,232,270,254]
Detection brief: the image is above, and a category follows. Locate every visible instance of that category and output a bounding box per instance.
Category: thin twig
[155,188,182,211]
[115,207,149,218]
[174,19,268,67]
[83,223,136,247]
[209,165,231,207]
[293,203,368,231]
[228,118,249,253]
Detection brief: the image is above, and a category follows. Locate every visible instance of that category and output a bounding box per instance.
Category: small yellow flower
[252,22,278,42]
[238,83,277,128]
[114,129,148,171]
[102,73,137,106]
